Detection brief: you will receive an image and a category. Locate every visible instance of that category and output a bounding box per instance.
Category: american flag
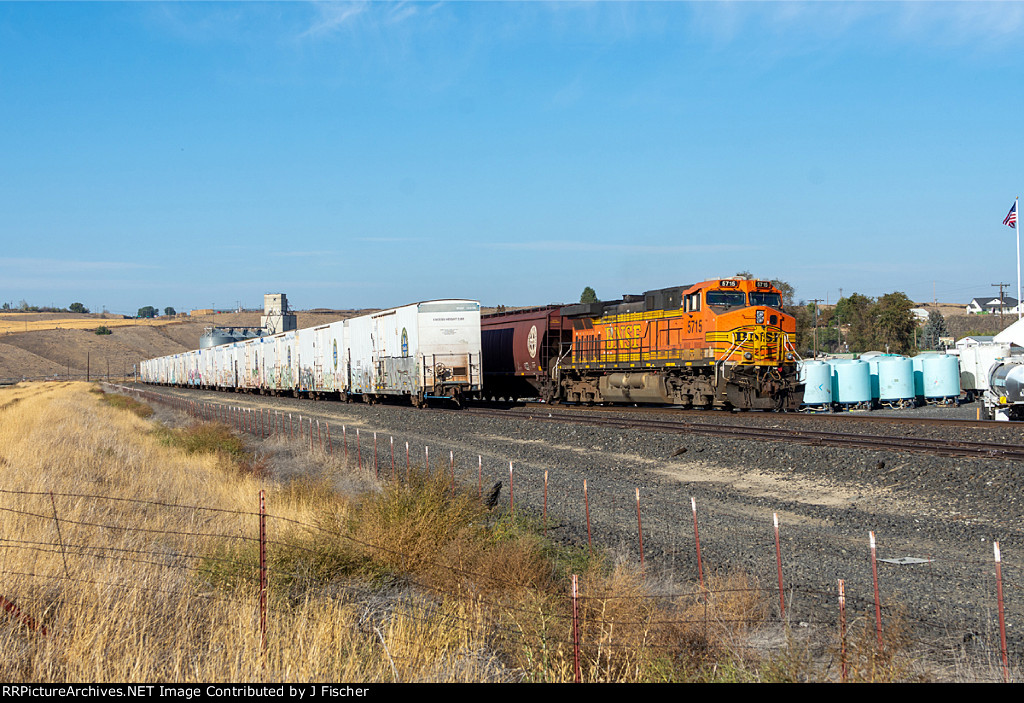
[1005,200,1018,229]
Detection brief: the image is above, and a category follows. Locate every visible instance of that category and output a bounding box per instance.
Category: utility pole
[809,298,824,358]
[993,283,1011,322]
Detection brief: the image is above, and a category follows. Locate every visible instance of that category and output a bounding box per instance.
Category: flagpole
[1018,197,1021,320]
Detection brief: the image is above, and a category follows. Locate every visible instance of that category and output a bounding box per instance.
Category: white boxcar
[346,300,481,405]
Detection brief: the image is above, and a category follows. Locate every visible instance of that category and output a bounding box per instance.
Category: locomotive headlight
[743,352,753,360]
[786,353,794,360]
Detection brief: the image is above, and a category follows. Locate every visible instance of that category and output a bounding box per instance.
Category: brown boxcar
[481,306,573,401]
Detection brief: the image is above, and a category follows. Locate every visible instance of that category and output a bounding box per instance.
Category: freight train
[482,278,802,410]
[141,279,802,411]
[139,300,482,407]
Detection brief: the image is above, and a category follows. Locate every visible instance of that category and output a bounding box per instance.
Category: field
[0,381,939,682]
[0,311,359,383]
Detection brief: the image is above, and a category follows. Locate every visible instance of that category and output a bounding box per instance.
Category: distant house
[966,297,1019,315]
[910,307,930,323]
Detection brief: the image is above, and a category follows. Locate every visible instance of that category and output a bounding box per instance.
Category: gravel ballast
[132,385,1024,678]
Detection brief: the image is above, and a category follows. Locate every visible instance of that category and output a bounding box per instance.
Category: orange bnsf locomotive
[553,278,801,410]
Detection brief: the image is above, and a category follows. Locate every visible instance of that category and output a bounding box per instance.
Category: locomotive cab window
[685,292,701,312]
[705,290,746,308]
[748,292,782,309]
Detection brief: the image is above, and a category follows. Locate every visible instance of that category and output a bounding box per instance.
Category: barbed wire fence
[5,383,1010,682]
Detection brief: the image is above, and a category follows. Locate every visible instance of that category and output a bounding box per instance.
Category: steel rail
[461,407,1024,461]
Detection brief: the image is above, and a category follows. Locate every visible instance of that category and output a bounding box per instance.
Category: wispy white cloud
[478,240,759,254]
[299,1,368,39]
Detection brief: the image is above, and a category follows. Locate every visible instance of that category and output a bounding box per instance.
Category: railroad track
[513,399,1001,429]
[126,383,1024,461]
[462,406,1024,461]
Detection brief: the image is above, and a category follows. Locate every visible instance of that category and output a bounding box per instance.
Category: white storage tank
[830,359,871,407]
[921,353,961,402]
[876,356,915,406]
[799,360,832,407]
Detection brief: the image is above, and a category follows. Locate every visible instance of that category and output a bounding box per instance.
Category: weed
[98,391,154,418]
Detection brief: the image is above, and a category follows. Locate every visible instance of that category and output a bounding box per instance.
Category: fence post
[995,542,1010,683]
[870,531,883,650]
[692,497,704,589]
[838,579,847,683]
[509,461,514,515]
[391,436,395,480]
[259,489,267,656]
[774,512,785,618]
[571,574,581,684]
[636,488,644,576]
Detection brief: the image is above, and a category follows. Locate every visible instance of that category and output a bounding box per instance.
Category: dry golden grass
[0,315,179,335]
[0,382,883,683]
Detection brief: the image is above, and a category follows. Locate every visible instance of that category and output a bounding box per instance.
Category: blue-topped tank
[830,358,871,405]
[876,356,915,402]
[920,353,961,399]
[860,352,889,401]
[911,355,926,397]
[799,360,833,406]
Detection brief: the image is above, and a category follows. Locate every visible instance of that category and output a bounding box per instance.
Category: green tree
[735,271,795,307]
[69,302,89,314]
[580,287,598,304]
[835,293,876,352]
[137,306,157,319]
[164,306,176,317]
[874,292,918,354]
[921,310,948,350]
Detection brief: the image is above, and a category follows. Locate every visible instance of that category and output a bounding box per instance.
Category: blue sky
[2,1,1023,315]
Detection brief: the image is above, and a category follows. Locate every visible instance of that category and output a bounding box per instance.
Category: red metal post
[870,531,883,650]
[636,488,644,575]
[838,579,847,683]
[692,497,704,588]
[259,489,267,655]
[995,542,1010,683]
[572,574,581,684]
[774,512,785,617]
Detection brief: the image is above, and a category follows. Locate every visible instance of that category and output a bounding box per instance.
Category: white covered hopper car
[140,299,482,406]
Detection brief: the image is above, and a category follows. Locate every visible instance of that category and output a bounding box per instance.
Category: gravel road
[126,384,1024,680]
